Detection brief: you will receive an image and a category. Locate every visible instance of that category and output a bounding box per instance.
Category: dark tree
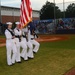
[66,3,75,18]
[40,1,61,20]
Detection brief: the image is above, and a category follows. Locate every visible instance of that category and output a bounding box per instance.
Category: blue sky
[1,0,75,10]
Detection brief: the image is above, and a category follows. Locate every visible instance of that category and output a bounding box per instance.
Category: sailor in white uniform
[23,26,34,59]
[5,22,17,66]
[14,22,22,62]
[28,26,40,53]
[14,22,28,61]
[21,29,28,61]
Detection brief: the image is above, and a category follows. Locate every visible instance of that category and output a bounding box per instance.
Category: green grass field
[0,35,75,75]
[0,35,5,38]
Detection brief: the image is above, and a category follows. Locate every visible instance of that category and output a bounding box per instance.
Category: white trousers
[20,38,28,60]
[26,41,34,58]
[15,39,21,62]
[30,40,40,53]
[6,40,17,66]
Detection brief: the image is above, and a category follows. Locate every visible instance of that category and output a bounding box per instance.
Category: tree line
[40,1,75,20]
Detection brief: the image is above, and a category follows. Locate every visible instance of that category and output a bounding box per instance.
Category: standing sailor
[5,22,17,66]
[31,28,40,53]
[14,22,22,62]
[23,26,34,59]
[28,25,40,53]
[14,22,28,61]
[21,28,28,61]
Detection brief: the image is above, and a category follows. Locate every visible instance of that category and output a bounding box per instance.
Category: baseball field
[0,34,75,75]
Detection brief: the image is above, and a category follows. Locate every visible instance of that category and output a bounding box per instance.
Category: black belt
[15,35,21,42]
[22,35,26,38]
[34,34,38,38]
[31,38,34,40]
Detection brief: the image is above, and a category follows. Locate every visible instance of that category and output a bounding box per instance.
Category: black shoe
[21,57,24,60]
[28,57,34,59]
[16,61,21,63]
[12,63,15,65]
[33,51,37,54]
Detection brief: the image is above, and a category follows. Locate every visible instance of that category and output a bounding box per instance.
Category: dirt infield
[0,38,6,43]
[0,35,69,47]
[0,38,6,47]
[0,43,6,47]
[64,68,75,75]
[36,35,68,42]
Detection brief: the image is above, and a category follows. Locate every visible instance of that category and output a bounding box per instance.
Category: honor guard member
[5,22,17,66]
[23,26,34,59]
[31,28,40,53]
[21,28,28,60]
[14,22,28,61]
[28,25,40,53]
[14,22,22,62]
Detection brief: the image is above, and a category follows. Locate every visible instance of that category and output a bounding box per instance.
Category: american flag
[20,0,32,28]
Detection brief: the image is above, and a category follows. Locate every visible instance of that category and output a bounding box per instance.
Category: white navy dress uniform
[14,22,28,61]
[24,27,34,58]
[14,22,21,62]
[30,34,40,53]
[5,22,17,66]
[28,27,40,53]
[21,28,28,60]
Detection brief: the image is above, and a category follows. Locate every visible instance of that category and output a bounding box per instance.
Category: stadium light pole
[54,0,55,18]
[63,0,65,18]
[0,0,1,22]
[53,0,56,33]
[53,0,56,24]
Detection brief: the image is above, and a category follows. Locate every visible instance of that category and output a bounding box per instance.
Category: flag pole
[0,0,2,22]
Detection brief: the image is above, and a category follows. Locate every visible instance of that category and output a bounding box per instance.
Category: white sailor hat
[6,22,12,25]
[15,22,20,25]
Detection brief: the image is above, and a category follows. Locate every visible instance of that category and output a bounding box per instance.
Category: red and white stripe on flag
[20,0,32,28]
